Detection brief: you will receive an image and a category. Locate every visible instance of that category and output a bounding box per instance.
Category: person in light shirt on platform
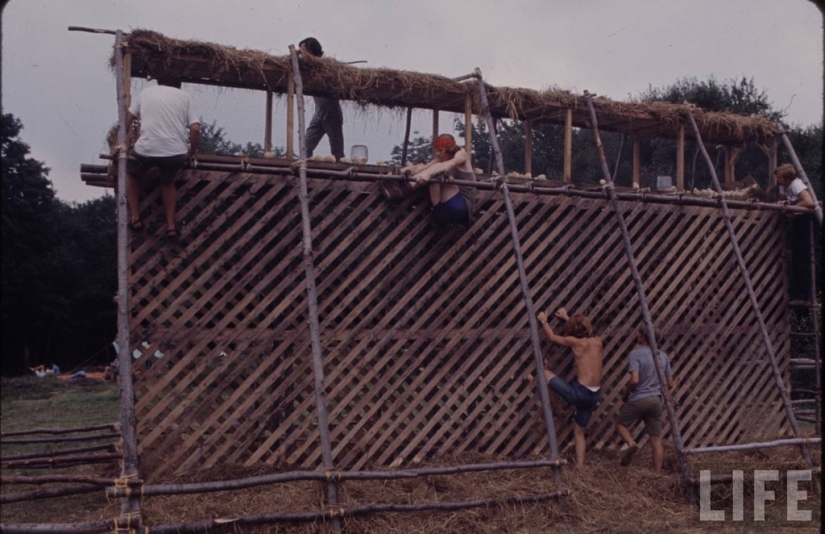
[126,73,200,239]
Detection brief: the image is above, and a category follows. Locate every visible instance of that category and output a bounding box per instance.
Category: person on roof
[537,307,603,467]
[299,37,345,162]
[399,134,476,227]
[126,72,200,239]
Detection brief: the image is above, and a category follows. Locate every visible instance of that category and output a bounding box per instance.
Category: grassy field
[0,376,821,533]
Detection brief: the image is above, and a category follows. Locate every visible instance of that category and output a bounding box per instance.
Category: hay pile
[114,30,783,143]
[136,446,820,532]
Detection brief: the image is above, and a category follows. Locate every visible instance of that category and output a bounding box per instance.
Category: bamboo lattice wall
[128,170,791,479]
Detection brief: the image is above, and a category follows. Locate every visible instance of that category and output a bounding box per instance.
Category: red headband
[433,137,457,149]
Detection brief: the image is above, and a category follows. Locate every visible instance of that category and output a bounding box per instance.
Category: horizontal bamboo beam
[1,475,141,486]
[0,432,120,445]
[0,423,118,437]
[145,491,569,534]
[1,453,122,469]
[0,484,101,504]
[107,459,567,498]
[87,154,814,214]
[684,437,821,455]
[0,444,116,462]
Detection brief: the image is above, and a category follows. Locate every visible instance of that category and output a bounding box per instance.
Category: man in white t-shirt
[775,163,814,208]
[126,74,200,239]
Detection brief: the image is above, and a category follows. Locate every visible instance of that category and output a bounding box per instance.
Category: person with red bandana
[400,134,475,227]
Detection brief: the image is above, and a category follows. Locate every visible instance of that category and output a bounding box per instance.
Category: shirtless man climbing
[537,307,603,466]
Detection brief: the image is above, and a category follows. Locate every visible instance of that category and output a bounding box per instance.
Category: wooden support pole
[464,94,473,155]
[123,52,132,109]
[106,459,567,498]
[723,146,739,186]
[676,124,685,190]
[563,109,572,182]
[401,107,412,166]
[1,432,120,445]
[524,120,532,176]
[685,104,819,489]
[264,88,273,157]
[780,131,823,225]
[288,45,341,534]
[768,137,778,188]
[684,437,821,455]
[632,135,640,188]
[585,95,694,504]
[0,485,101,504]
[809,218,822,435]
[113,29,141,518]
[474,68,567,513]
[432,108,439,159]
[286,73,295,159]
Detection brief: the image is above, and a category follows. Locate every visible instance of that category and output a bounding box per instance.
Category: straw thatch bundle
[114,29,783,143]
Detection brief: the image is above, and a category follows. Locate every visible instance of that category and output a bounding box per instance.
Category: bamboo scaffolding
[0,423,118,437]
[288,45,341,534]
[684,437,821,455]
[113,31,141,517]
[780,131,823,225]
[0,432,120,445]
[264,88,273,156]
[105,459,567,499]
[585,95,694,503]
[86,156,814,215]
[808,217,822,434]
[684,104,819,490]
[465,94,473,153]
[0,484,101,504]
[474,68,567,512]
[0,443,116,461]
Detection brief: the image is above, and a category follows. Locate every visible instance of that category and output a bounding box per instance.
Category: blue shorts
[432,194,469,226]
[549,377,600,428]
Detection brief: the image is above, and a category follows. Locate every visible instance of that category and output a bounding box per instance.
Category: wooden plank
[632,136,640,188]
[563,110,572,182]
[287,74,294,159]
[524,121,532,176]
[264,88,273,155]
[465,95,473,154]
[676,125,685,190]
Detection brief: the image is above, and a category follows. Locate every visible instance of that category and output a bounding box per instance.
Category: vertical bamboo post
[401,107,412,166]
[286,74,295,160]
[113,30,140,517]
[808,218,822,435]
[632,135,640,188]
[685,104,818,488]
[264,88,273,157]
[768,137,778,188]
[524,120,533,177]
[288,45,342,534]
[563,109,572,182]
[474,68,567,512]
[432,108,439,158]
[123,52,131,109]
[724,147,734,186]
[464,94,473,155]
[676,124,685,190]
[779,132,823,225]
[585,95,694,503]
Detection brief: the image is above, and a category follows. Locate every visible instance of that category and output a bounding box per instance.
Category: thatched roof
[119,29,782,144]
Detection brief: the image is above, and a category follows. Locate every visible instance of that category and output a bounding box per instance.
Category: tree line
[1,76,821,375]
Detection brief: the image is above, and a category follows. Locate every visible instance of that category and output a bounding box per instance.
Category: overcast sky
[2,0,822,203]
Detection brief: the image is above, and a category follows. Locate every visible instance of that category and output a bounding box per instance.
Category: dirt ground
[1,376,821,533]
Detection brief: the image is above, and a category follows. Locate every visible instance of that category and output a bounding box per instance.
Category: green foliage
[389,135,433,166]
[1,113,117,375]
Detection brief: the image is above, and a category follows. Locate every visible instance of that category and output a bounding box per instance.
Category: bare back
[571,336,604,388]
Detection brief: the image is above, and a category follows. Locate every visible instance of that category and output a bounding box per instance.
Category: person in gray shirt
[615,325,674,473]
[298,37,345,161]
